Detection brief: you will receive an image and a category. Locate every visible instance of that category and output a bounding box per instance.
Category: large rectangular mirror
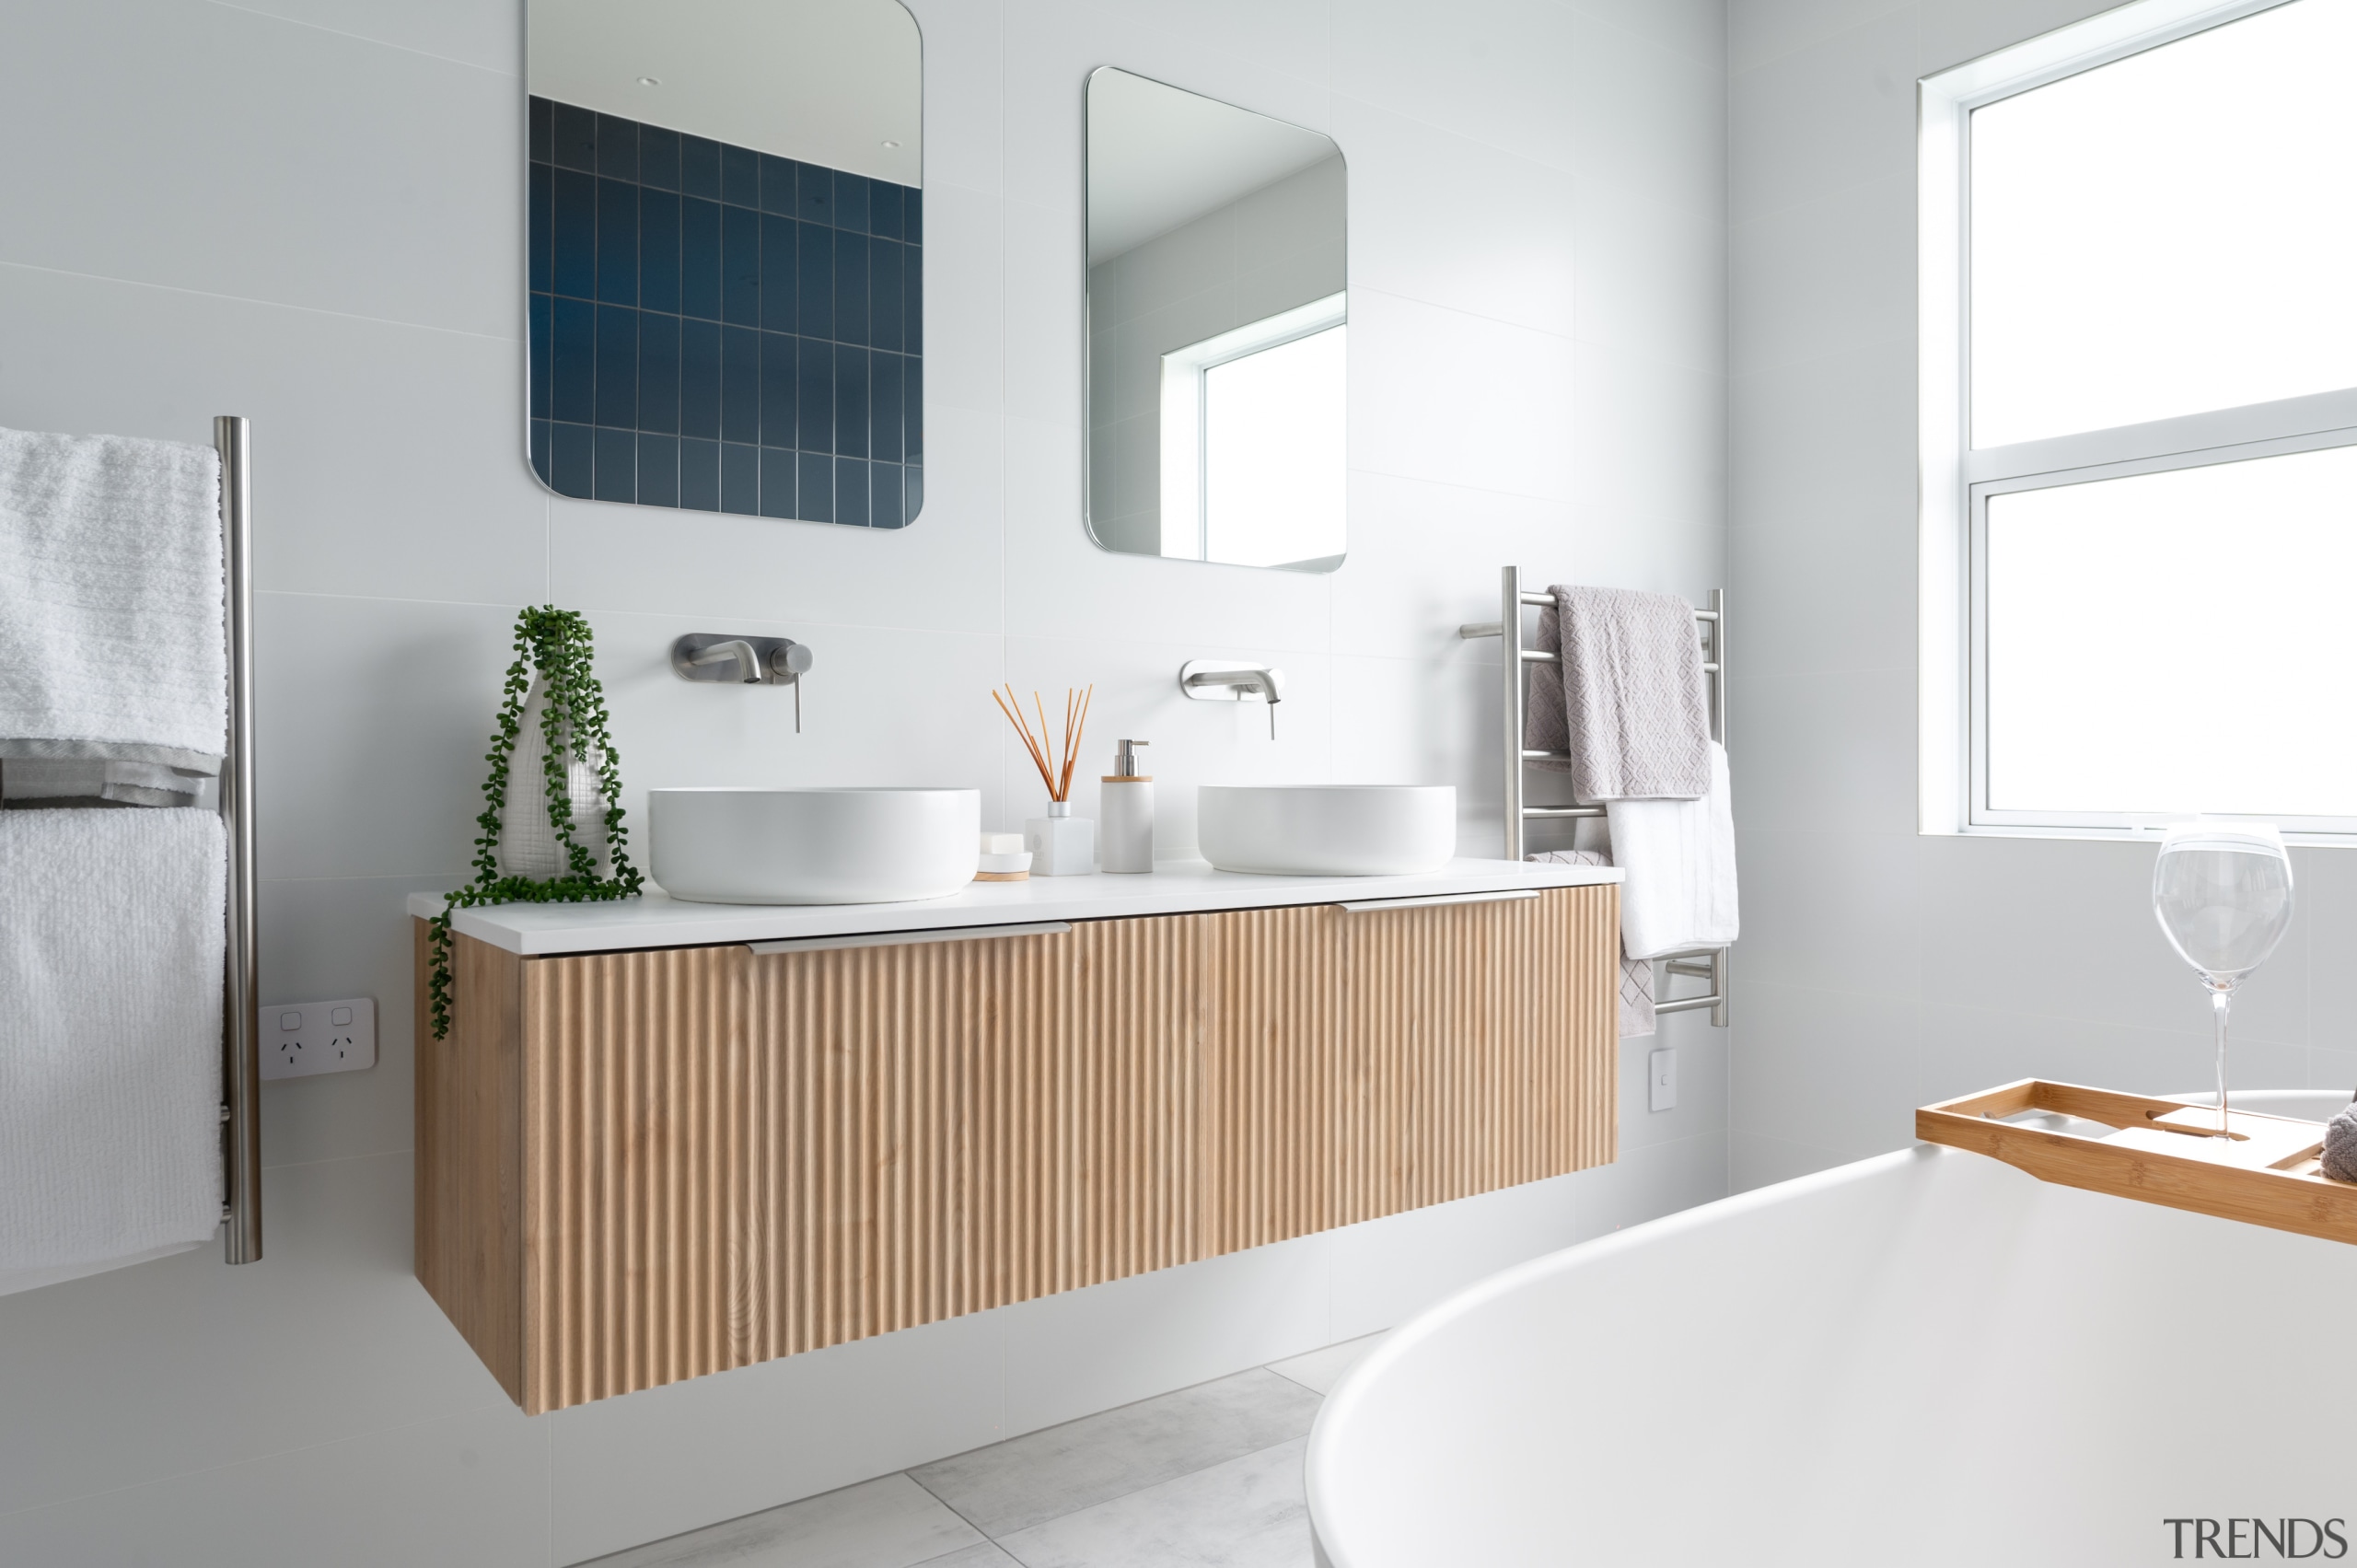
[527,0,924,528]
[1086,69,1347,572]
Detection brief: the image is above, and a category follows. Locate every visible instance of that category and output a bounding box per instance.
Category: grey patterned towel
[1528,849,1655,1038]
[2321,1103,2357,1183]
[1525,585,1711,802]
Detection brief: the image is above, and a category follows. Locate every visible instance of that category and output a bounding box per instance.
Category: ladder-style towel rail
[1460,565,1728,1027]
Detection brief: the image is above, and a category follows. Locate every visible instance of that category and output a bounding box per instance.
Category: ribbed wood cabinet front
[413,885,1617,1413]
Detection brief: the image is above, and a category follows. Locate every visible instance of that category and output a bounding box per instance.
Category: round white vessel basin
[1308,1088,2357,1568]
[651,787,980,904]
[1196,784,1455,876]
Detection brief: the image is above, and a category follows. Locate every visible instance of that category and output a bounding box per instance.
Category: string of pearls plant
[427,606,643,1039]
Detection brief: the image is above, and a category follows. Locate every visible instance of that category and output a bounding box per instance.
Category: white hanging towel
[1605,740,1739,961]
[0,424,226,773]
[0,808,226,1294]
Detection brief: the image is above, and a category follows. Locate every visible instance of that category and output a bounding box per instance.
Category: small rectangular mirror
[527,0,924,528]
[1086,69,1347,572]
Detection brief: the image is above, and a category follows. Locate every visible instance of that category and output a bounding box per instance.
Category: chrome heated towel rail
[1459,565,1728,1025]
[217,415,261,1263]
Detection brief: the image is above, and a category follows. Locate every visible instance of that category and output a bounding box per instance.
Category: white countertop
[406,857,1620,957]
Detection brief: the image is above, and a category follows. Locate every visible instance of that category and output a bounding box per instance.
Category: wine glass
[2152,822,2293,1137]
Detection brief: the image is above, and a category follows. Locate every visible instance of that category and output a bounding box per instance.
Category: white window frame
[1919,0,2357,842]
[1158,293,1346,562]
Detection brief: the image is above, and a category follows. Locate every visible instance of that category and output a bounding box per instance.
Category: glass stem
[2212,986,2233,1137]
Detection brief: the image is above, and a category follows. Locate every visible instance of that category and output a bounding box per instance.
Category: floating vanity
[410,858,1620,1413]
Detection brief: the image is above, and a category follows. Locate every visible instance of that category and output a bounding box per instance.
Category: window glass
[1985,443,2357,815]
[1202,325,1347,570]
[1969,0,2357,447]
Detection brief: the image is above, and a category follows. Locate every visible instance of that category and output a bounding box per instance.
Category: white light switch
[262,997,377,1081]
[1648,1047,1678,1112]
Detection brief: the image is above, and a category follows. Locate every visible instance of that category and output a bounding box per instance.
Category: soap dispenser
[1100,739,1154,874]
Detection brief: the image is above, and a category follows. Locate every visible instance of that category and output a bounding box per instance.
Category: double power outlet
[261,997,377,1081]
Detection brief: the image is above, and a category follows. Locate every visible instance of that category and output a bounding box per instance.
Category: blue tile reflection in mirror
[526,0,923,528]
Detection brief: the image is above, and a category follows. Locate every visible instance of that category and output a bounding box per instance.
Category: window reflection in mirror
[526,0,923,528]
[1086,68,1346,572]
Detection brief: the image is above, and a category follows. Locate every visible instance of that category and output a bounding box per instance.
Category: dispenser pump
[1113,738,1149,778]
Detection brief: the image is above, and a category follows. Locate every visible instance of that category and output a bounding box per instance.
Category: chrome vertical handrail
[1499,564,1526,861]
[216,414,261,1264]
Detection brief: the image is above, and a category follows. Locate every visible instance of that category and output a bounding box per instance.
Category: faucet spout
[1178,661,1283,738]
[688,639,763,683]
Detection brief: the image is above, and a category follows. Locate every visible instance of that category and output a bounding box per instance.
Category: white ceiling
[529,0,922,187]
[1086,68,1341,264]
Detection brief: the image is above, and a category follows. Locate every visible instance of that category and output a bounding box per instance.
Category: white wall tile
[1729,173,1912,377]
[1732,667,1917,834]
[0,0,518,337]
[1572,178,1727,375]
[258,874,447,1169]
[1728,979,1920,1158]
[214,0,522,72]
[1732,828,1921,997]
[0,263,550,609]
[903,0,1007,196]
[1728,1127,1850,1192]
[1561,6,1729,217]
[1570,340,1725,528]
[1350,289,1580,505]
[1571,0,1728,70]
[1332,101,1580,340]
[1729,0,1912,75]
[254,593,520,881]
[1326,1174,1585,1341]
[1728,6,1917,221]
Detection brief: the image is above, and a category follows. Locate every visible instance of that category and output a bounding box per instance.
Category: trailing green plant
[427,606,643,1039]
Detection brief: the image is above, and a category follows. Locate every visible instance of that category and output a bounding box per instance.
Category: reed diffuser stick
[992,683,1094,803]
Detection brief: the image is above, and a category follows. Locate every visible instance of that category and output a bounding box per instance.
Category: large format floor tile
[584,1475,985,1568]
[993,1438,1315,1568]
[1263,1334,1386,1397]
[911,1370,1321,1539]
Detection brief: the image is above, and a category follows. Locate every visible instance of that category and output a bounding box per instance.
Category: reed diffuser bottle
[993,683,1097,877]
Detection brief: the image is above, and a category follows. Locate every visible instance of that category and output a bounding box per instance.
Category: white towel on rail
[1527,846,1657,1038]
[1606,741,1738,960]
[0,424,226,773]
[0,808,225,1292]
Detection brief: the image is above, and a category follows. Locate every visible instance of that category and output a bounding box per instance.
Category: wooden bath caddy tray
[1916,1080,2357,1246]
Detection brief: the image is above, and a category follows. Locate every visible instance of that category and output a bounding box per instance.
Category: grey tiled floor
[582,1334,1387,1568]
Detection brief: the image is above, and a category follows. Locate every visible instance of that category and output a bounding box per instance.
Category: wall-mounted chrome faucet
[1178,659,1283,738]
[672,633,814,732]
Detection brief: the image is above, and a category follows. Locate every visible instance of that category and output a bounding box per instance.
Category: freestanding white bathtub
[1308,1090,2357,1568]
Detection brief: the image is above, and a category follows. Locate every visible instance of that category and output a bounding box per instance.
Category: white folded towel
[0,808,226,1290]
[0,424,226,773]
[1525,585,1712,802]
[1606,740,1738,960]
